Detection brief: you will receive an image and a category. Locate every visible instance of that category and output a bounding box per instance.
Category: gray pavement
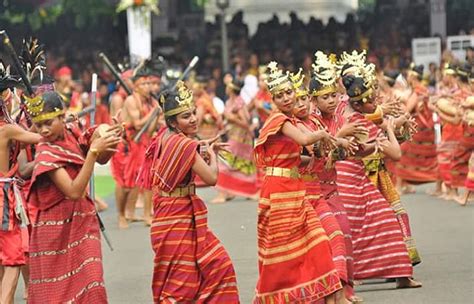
[15,184,474,303]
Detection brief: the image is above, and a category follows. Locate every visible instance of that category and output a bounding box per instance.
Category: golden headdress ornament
[163,80,194,117]
[265,61,291,94]
[443,62,456,75]
[25,94,64,123]
[310,51,338,96]
[337,50,367,76]
[289,68,308,98]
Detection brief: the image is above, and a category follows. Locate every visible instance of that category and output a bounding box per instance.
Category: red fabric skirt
[110,142,128,188]
[450,144,471,188]
[151,191,239,303]
[317,169,355,297]
[255,176,341,303]
[396,127,438,183]
[437,141,457,185]
[336,160,413,280]
[28,198,107,304]
[304,177,350,286]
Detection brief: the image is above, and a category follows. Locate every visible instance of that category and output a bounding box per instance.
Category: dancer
[27,91,121,303]
[118,64,159,227]
[292,63,356,303]
[138,81,239,303]
[254,61,342,303]
[213,78,258,203]
[395,64,438,193]
[337,71,421,288]
[0,66,42,304]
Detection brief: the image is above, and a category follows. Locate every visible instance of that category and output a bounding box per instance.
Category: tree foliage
[0,0,116,30]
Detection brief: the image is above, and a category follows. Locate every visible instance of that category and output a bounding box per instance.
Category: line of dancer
[1,33,473,303]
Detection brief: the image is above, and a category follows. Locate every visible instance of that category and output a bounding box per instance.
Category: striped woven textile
[254,113,342,303]
[437,140,457,186]
[369,167,421,266]
[450,144,471,188]
[396,86,438,183]
[315,111,357,298]
[297,116,352,287]
[28,125,107,303]
[146,130,239,303]
[337,113,413,280]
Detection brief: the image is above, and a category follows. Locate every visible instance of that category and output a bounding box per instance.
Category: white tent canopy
[205,0,358,35]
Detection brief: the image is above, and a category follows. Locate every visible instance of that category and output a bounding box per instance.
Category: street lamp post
[216,0,230,72]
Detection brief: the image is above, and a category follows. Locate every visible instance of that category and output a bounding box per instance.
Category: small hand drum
[91,124,119,164]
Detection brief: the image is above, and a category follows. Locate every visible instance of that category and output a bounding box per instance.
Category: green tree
[0,0,116,30]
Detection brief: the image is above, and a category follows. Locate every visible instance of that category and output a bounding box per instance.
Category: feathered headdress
[19,37,47,85]
[0,61,21,93]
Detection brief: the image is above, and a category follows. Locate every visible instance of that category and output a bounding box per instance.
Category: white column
[430,0,446,39]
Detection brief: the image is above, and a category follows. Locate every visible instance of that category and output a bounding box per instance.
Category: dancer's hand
[338,121,367,138]
[210,142,230,154]
[337,137,358,155]
[90,133,121,155]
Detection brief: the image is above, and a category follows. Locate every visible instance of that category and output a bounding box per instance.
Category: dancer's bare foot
[210,197,227,204]
[95,197,108,212]
[247,193,260,201]
[455,191,472,206]
[401,185,416,194]
[335,289,352,304]
[349,295,364,304]
[144,216,152,227]
[118,215,129,229]
[426,188,442,197]
[441,191,456,201]
[396,277,422,289]
[211,192,227,204]
[126,215,144,222]
[23,288,28,300]
[353,280,363,286]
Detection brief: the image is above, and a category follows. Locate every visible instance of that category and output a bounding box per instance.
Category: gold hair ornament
[265,61,292,94]
[24,95,64,122]
[164,80,194,117]
[311,51,338,96]
[289,68,308,98]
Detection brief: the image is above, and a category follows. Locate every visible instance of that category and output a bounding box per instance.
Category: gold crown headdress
[289,68,308,98]
[25,94,64,123]
[337,50,367,76]
[311,51,338,96]
[264,61,291,94]
[163,80,194,117]
[443,63,456,76]
[338,49,377,90]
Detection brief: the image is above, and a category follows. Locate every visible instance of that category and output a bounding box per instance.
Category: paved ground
[15,184,474,303]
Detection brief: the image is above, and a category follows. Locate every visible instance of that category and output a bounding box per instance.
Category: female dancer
[254,61,343,303]
[138,81,239,303]
[213,78,258,203]
[337,73,422,288]
[291,65,356,304]
[27,91,122,303]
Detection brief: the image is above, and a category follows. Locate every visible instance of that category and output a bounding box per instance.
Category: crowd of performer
[0,33,473,304]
